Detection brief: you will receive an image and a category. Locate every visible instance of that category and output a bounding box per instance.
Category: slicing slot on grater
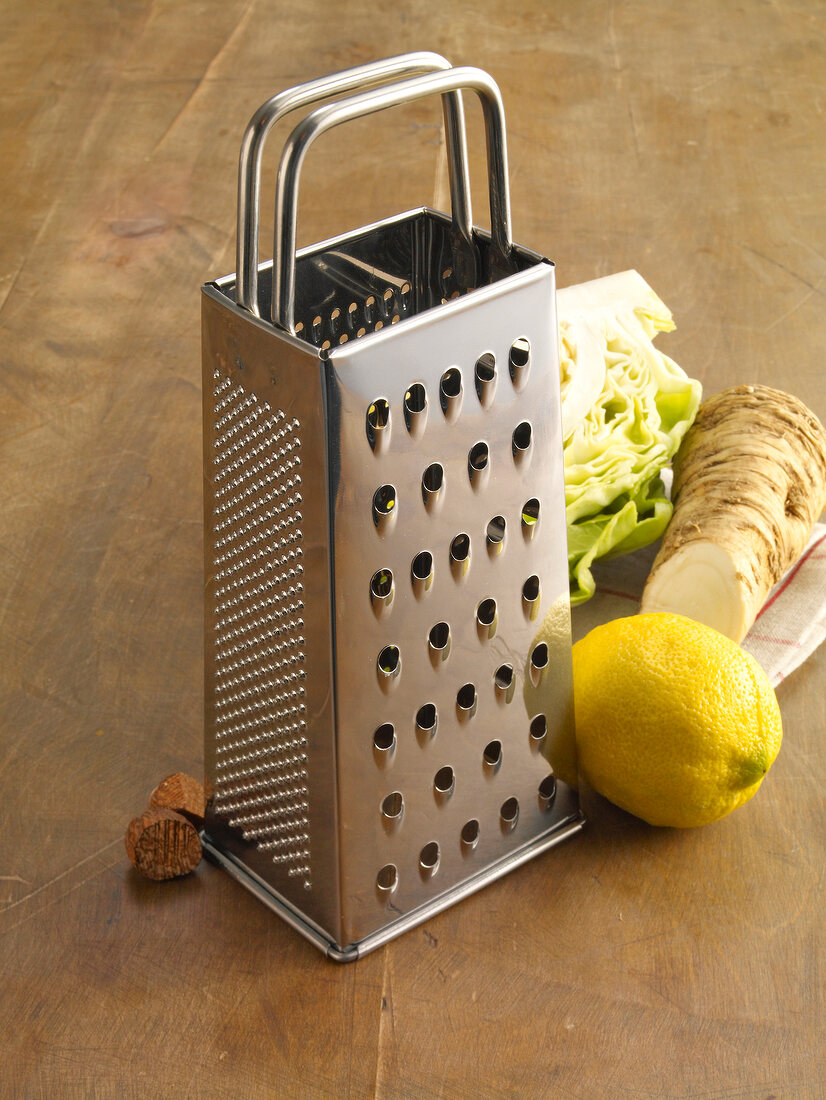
[201,54,583,961]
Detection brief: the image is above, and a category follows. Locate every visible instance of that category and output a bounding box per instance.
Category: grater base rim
[202,811,585,962]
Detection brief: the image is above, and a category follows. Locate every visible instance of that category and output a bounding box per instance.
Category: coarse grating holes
[456,682,477,719]
[366,398,389,428]
[530,714,548,742]
[512,420,533,459]
[439,368,462,419]
[374,725,395,749]
[376,863,398,894]
[474,352,497,407]
[403,383,427,435]
[428,621,451,663]
[494,664,513,688]
[293,293,420,349]
[450,533,471,578]
[461,818,480,850]
[419,841,440,878]
[539,773,557,810]
[373,723,396,757]
[529,643,549,686]
[366,399,390,451]
[522,575,541,620]
[522,573,541,606]
[482,739,502,768]
[377,645,401,689]
[477,597,497,624]
[379,287,400,323]
[521,498,540,538]
[450,532,470,558]
[422,462,443,491]
[370,568,394,614]
[371,569,393,595]
[415,702,438,740]
[210,370,310,887]
[509,337,531,389]
[469,441,489,468]
[494,663,515,702]
[411,550,434,594]
[434,765,455,797]
[381,791,404,822]
[422,463,444,509]
[500,797,520,831]
[378,644,400,671]
[372,483,397,530]
[373,483,396,513]
[531,643,549,671]
[468,440,489,486]
[476,597,497,640]
[486,515,506,555]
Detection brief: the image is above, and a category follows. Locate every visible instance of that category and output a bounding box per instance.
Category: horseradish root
[641,385,826,642]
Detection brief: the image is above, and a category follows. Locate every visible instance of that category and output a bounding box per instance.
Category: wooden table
[2,2,824,1096]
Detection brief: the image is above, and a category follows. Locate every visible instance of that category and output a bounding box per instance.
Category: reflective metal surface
[201,290,343,940]
[202,59,582,960]
[236,51,474,318]
[325,248,578,947]
[273,65,512,331]
[203,814,585,961]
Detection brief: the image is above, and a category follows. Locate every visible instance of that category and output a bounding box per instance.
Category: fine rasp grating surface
[209,370,312,887]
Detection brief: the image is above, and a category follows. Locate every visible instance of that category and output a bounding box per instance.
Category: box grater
[201,54,584,961]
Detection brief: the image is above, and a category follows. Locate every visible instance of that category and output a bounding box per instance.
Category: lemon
[573,612,782,827]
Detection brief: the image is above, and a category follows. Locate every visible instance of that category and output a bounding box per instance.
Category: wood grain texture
[1,0,823,1096]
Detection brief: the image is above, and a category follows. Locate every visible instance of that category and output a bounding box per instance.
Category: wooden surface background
[1,1,824,1097]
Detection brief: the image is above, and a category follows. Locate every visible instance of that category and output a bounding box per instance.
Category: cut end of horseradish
[640,540,751,643]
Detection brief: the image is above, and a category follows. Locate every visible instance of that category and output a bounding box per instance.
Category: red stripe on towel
[745,633,802,648]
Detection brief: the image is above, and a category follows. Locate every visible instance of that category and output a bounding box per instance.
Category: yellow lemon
[572,613,782,827]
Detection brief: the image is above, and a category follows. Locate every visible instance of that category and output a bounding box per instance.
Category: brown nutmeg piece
[148,772,206,826]
[125,807,202,880]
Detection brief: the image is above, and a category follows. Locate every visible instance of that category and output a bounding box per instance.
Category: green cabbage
[557,270,702,605]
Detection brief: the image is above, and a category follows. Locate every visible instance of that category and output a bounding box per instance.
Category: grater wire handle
[272,66,513,335]
[236,52,473,318]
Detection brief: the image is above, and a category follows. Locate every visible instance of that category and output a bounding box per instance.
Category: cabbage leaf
[557,270,702,605]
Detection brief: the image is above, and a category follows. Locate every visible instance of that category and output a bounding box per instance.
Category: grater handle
[236,52,473,318]
[272,66,513,335]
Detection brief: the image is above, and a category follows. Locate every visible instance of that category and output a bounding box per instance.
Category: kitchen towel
[571,523,826,687]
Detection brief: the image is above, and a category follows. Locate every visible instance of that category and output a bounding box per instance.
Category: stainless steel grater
[201,53,584,961]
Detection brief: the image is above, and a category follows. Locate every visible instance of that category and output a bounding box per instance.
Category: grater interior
[244,207,533,350]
